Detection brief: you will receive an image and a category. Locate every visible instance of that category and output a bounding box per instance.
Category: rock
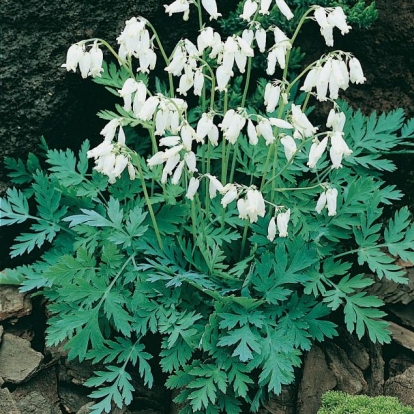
[388,321,414,352]
[12,366,60,409]
[15,391,60,414]
[388,301,414,329]
[325,342,368,395]
[296,345,337,414]
[259,384,296,414]
[333,328,370,371]
[388,354,414,378]
[385,365,414,408]
[0,333,43,383]
[0,388,20,414]
[367,268,414,305]
[367,342,385,396]
[0,324,3,342]
[76,403,94,414]
[59,383,92,413]
[0,285,32,321]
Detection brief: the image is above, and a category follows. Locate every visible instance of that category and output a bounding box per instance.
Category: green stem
[239,222,250,260]
[144,21,174,96]
[241,57,252,108]
[130,152,164,250]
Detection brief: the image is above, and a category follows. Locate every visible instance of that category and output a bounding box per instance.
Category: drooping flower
[247,119,258,145]
[237,189,266,223]
[267,217,277,242]
[327,7,351,35]
[330,131,352,168]
[315,188,339,215]
[349,57,366,84]
[291,104,318,138]
[259,0,272,15]
[276,209,290,237]
[201,0,222,20]
[62,43,83,73]
[101,118,122,142]
[264,83,281,113]
[186,177,200,200]
[276,0,294,20]
[240,0,258,21]
[313,6,351,47]
[256,118,275,145]
[207,174,224,199]
[78,47,92,79]
[164,0,190,17]
[221,184,238,208]
[280,135,297,161]
[307,136,328,168]
[89,41,104,78]
[119,78,140,111]
[255,27,267,53]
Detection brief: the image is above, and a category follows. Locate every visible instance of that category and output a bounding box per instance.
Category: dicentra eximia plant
[1,0,414,413]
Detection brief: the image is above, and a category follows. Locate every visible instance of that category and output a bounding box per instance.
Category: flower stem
[130,152,164,250]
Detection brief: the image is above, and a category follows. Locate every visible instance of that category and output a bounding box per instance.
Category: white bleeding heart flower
[276,208,290,237]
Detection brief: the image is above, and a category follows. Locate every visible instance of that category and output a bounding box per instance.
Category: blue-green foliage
[1,99,413,413]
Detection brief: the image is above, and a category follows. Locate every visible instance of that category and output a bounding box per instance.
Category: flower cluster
[62,0,364,246]
[87,119,135,183]
[62,41,103,78]
[301,54,366,101]
[117,17,157,73]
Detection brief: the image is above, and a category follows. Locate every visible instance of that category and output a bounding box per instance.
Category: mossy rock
[317,391,414,414]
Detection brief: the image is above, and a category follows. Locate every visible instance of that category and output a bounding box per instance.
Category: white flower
[256,118,275,145]
[181,179,201,204]
[301,66,321,93]
[119,78,140,111]
[127,163,136,180]
[315,191,327,214]
[62,43,83,73]
[327,7,351,35]
[267,217,277,242]
[159,135,181,147]
[208,124,219,146]
[259,0,272,15]
[164,0,190,17]
[276,0,294,20]
[197,27,215,53]
[133,82,147,116]
[269,118,293,129]
[201,0,222,20]
[171,160,185,185]
[220,110,246,145]
[180,123,195,150]
[291,104,318,138]
[165,45,187,76]
[255,28,267,53]
[101,118,121,142]
[197,113,214,141]
[216,65,234,91]
[177,67,195,96]
[277,208,290,237]
[89,41,104,78]
[221,184,238,207]
[117,126,126,145]
[87,140,114,159]
[240,0,258,21]
[326,188,338,216]
[117,17,147,58]
[207,174,224,199]
[138,96,160,121]
[315,188,339,215]
[330,131,352,168]
[266,28,291,73]
[78,48,92,79]
[242,29,254,46]
[193,69,205,96]
[280,135,297,161]
[314,7,333,46]
[113,154,129,178]
[307,136,328,168]
[264,83,281,113]
[316,59,332,101]
[247,119,258,145]
[184,151,197,173]
[349,57,366,84]
[186,177,200,200]
[326,109,346,132]
[238,189,266,223]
